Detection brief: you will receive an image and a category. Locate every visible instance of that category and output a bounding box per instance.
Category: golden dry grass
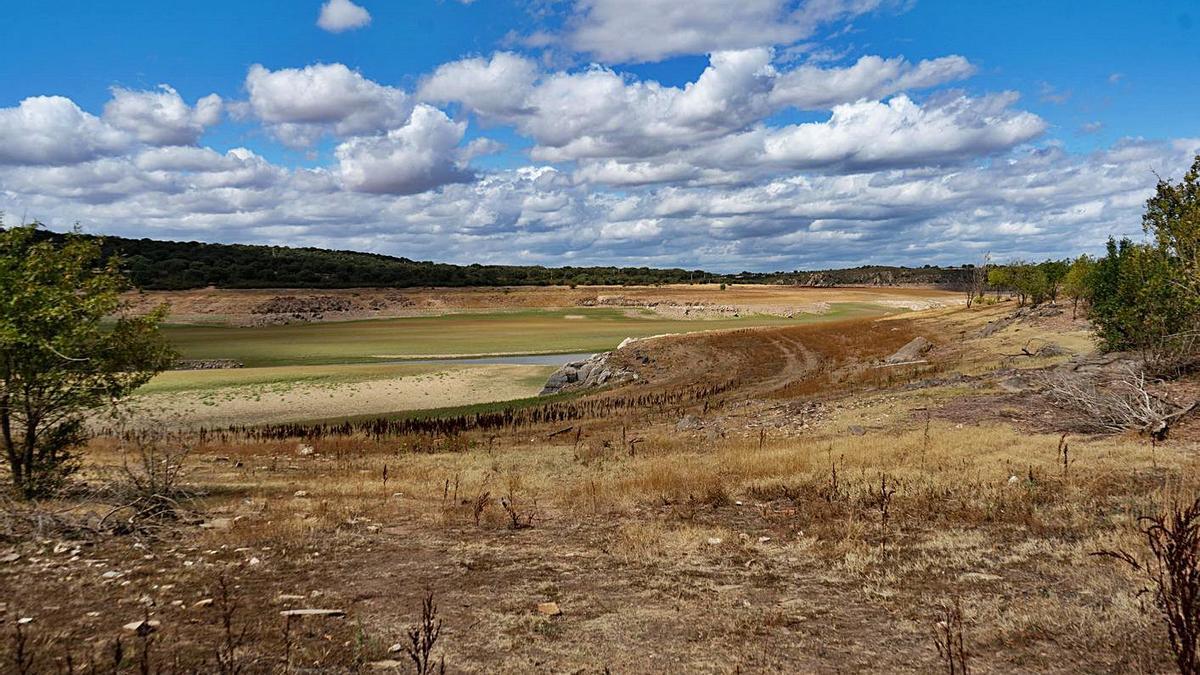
[5,302,1196,673]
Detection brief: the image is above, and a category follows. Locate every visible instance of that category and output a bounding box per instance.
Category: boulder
[885,337,934,364]
[539,371,570,395]
[541,351,634,395]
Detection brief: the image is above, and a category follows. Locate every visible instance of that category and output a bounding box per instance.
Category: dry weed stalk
[1057,433,1072,478]
[876,474,896,552]
[1096,497,1200,674]
[7,619,35,675]
[932,597,969,674]
[213,573,249,675]
[403,593,445,675]
[471,490,491,526]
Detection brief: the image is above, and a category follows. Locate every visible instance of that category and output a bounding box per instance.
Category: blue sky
[1,0,1198,270]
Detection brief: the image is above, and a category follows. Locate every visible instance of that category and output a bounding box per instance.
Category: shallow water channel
[391,351,597,366]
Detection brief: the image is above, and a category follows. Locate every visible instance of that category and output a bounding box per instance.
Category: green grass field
[162,305,893,367]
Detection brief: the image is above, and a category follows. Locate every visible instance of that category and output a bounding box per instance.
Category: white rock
[367,660,406,670]
[123,619,160,634]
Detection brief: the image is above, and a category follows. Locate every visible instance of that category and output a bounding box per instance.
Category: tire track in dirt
[612,317,916,404]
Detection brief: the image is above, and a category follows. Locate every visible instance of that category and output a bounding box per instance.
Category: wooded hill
[26,229,971,290]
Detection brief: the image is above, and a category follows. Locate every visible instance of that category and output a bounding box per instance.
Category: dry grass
[4,302,1195,672]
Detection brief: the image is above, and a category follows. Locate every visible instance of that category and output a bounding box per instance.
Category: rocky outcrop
[252,295,359,315]
[540,351,637,395]
[979,303,1066,337]
[884,336,934,364]
[249,295,362,323]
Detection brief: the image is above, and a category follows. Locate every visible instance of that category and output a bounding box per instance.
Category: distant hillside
[27,229,971,290]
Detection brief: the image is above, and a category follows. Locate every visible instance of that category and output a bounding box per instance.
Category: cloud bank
[1,0,1196,271]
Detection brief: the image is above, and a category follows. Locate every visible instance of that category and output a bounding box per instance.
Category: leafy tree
[1090,238,1188,354]
[1038,259,1069,302]
[1143,155,1200,306]
[987,267,1013,299]
[1088,155,1200,372]
[0,223,175,498]
[1007,262,1050,307]
[1061,255,1096,319]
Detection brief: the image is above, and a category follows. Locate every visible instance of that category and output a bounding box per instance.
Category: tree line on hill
[7,227,985,290]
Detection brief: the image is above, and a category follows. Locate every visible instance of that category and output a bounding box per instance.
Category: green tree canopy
[1087,153,1200,372]
[1061,255,1096,319]
[1143,155,1200,304]
[1,223,175,498]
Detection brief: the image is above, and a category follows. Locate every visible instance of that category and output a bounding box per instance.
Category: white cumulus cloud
[0,96,130,166]
[244,63,411,146]
[419,52,539,119]
[104,85,222,146]
[317,0,371,33]
[759,93,1047,171]
[335,104,472,194]
[567,0,887,63]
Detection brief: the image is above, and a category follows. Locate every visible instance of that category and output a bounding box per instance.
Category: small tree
[965,253,990,309]
[1007,262,1050,307]
[1062,255,1096,319]
[1038,259,1069,302]
[987,266,1012,300]
[1,223,174,498]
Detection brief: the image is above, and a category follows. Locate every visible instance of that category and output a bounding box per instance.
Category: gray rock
[540,351,634,395]
[997,377,1028,393]
[885,337,934,364]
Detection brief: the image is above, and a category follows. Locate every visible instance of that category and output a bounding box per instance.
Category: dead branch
[1037,364,1196,440]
